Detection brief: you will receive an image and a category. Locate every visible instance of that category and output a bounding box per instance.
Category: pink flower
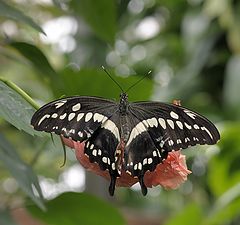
[62,137,191,190]
[144,150,191,189]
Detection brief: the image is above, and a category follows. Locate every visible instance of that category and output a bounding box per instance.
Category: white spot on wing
[78,131,83,137]
[176,121,183,129]
[193,124,199,129]
[112,163,116,170]
[201,126,213,139]
[102,157,107,163]
[160,140,165,148]
[158,118,166,129]
[92,149,97,156]
[134,164,138,170]
[148,158,153,164]
[136,122,147,133]
[184,110,197,119]
[93,113,105,122]
[69,129,75,134]
[147,118,158,127]
[142,120,149,127]
[167,119,174,129]
[38,114,50,125]
[72,103,81,111]
[138,162,142,170]
[168,140,174,146]
[59,113,67,120]
[143,158,148,165]
[193,137,199,141]
[51,113,58,118]
[177,139,182,144]
[77,113,84,121]
[170,111,179,119]
[101,119,120,141]
[68,112,75,121]
[85,112,93,122]
[153,150,157,157]
[55,100,67,109]
[184,122,192,129]
[126,121,147,146]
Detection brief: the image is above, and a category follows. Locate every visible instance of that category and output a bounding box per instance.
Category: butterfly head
[120,92,128,101]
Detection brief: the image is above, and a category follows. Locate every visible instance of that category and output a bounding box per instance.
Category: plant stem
[0,77,39,109]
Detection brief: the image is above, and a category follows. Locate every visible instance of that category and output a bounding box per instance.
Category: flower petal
[144,151,191,189]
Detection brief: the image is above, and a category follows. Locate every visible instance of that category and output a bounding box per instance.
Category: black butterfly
[31,93,220,196]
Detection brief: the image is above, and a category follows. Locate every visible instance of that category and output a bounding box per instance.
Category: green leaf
[204,183,240,225]
[165,203,203,225]
[0,79,42,136]
[223,55,240,117]
[9,42,64,92]
[0,0,45,34]
[0,134,45,210]
[58,68,153,101]
[9,42,58,80]
[28,192,125,225]
[0,209,18,225]
[70,0,116,43]
[207,123,240,197]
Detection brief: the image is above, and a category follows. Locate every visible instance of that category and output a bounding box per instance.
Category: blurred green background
[0,0,240,224]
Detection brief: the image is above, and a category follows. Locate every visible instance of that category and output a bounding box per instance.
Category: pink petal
[144,151,191,189]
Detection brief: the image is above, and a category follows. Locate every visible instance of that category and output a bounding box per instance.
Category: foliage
[0,0,240,224]
[28,192,125,225]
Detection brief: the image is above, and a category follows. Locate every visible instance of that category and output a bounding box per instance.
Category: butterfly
[31,92,220,196]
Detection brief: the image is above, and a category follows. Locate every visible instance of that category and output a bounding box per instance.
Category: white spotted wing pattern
[31,94,220,196]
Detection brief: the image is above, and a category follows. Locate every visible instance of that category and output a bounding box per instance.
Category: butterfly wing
[124,101,220,194]
[31,96,121,195]
[84,112,121,195]
[31,96,220,196]
[129,101,220,149]
[31,96,118,142]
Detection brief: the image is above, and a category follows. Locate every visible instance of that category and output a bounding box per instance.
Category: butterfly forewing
[31,96,118,142]
[129,101,220,151]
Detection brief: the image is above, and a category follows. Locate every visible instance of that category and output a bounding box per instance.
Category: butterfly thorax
[119,93,129,115]
[118,93,130,142]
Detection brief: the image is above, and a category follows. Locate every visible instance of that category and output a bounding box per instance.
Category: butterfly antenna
[102,66,125,93]
[125,70,152,93]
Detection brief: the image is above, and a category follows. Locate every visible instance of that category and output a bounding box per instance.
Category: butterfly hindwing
[84,113,120,171]
[84,113,121,195]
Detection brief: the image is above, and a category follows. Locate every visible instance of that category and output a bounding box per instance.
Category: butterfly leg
[138,175,147,196]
